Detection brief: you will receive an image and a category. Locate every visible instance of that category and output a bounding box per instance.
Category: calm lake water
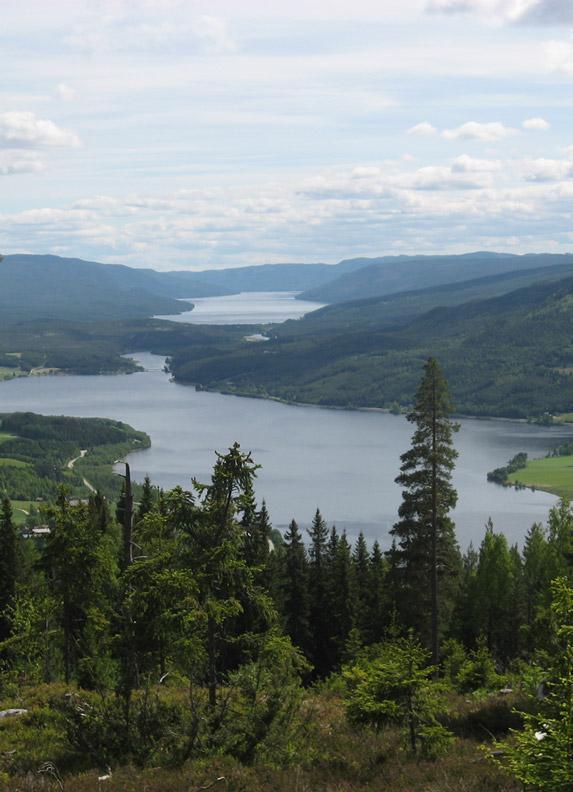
[155,291,325,325]
[1,293,570,548]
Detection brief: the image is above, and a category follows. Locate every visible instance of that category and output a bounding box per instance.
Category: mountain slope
[192,259,367,292]
[0,254,230,324]
[280,260,573,335]
[298,252,573,303]
[169,274,573,418]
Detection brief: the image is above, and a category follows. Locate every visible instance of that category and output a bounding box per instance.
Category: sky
[1,0,573,270]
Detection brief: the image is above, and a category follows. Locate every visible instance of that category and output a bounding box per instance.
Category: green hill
[0,254,231,325]
[298,252,573,303]
[281,261,573,335]
[0,412,150,502]
[169,274,573,418]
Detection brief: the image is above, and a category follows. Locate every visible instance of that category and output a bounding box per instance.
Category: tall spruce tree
[308,508,331,675]
[281,519,311,655]
[329,531,356,665]
[353,532,371,643]
[391,357,460,665]
[0,497,17,645]
[368,540,389,644]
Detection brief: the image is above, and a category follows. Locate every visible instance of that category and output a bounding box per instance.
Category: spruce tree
[522,523,551,652]
[0,497,17,644]
[136,475,155,522]
[281,519,311,655]
[307,508,331,675]
[329,531,356,664]
[368,540,389,644]
[352,532,371,643]
[474,522,514,661]
[391,357,460,665]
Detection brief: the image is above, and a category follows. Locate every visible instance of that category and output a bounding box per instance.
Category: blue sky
[1,0,573,269]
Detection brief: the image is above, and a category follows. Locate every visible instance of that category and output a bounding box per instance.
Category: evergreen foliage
[391,358,461,664]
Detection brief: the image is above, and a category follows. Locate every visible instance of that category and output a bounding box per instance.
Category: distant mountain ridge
[297,252,573,303]
[4,250,573,326]
[0,254,232,324]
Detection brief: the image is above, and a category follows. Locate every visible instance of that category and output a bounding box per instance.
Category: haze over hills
[192,259,367,292]
[0,254,232,324]
[282,260,573,334]
[5,250,573,327]
[298,252,573,303]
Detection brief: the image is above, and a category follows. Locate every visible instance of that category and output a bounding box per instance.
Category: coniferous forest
[1,360,572,790]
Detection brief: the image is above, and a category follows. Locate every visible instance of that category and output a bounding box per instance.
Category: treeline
[487,452,528,485]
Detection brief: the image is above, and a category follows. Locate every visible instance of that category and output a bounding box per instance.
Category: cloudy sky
[2,0,573,270]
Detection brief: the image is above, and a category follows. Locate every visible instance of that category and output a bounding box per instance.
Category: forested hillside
[0,255,231,325]
[298,252,573,303]
[169,275,573,417]
[0,413,149,503]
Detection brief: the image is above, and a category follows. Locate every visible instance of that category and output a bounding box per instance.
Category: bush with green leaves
[494,578,573,790]
[342,635,453,759]
[456,636,502,693]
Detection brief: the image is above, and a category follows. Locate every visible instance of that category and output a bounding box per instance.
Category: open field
[0,683,520,791]
[0,366,22,381]
[11,500,33,525]
[508,454,573,499]
[0,458,29,468]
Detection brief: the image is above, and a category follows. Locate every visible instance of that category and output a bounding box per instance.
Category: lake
[0,292,570,548]
[155,291,325,325]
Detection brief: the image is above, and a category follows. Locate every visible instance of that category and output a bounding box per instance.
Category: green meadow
[508,455,573,499]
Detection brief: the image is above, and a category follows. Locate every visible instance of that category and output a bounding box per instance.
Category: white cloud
[0,151,44,176]
[451,154,502,171]
[405,165,485,190]
[192,16,236,53]
[544,39,573,74]
[0,112,80,148]
[442,121,519,141]
[426,0,573,25]
[521,157,573,181]
[523,116,550,130]
[56,83,76,102]
[407,122,438,137]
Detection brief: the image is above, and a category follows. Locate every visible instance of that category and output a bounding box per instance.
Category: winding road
[66,449,97,494]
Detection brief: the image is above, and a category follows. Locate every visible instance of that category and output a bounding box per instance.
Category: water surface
[0,349,569,548]
[156,291,325,325]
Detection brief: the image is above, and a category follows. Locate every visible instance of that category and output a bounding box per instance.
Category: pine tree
[281,519,311,655]
[0,497,17,645]
[391,357,460,665]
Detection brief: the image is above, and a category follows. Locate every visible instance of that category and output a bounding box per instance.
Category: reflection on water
[0,350,570,548]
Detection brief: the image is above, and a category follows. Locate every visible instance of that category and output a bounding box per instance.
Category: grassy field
[0,458,29,468]
[0,366,22,381]
[0,683,520,791]
[0,433,15,445]
[508,454,573,499]
[11,500,33,525]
